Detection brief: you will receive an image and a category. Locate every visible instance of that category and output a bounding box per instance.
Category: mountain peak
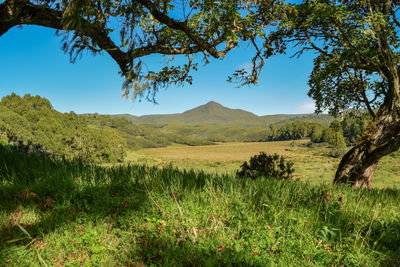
[179,101,259,126]
[184,101,228,114]
[205,101,222,106]
[194,101,225,110]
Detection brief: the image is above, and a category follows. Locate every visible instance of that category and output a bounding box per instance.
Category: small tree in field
[237,152,294,180]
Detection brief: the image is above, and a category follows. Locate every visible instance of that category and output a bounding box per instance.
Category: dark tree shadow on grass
[0,145,216,265]
[0,145,153,262]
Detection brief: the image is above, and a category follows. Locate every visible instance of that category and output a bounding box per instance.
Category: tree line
[262,112,370,149]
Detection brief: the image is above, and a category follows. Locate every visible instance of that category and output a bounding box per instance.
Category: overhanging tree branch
[136,0,225,58]
[0,0,236,78]
[130,36,232,58]
[0,0,132,73]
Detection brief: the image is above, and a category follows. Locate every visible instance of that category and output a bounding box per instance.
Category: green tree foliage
[0,0,261,99]
[0,94,215,162]
[310,126,324,144]
[322,128,346,149]
[0,94,127,163]
[237,152,294,180]
[0,105,35,146]
[265,121,322,141]
[308,112,371,147]
[340,111,371,145]
[322,127,347,158]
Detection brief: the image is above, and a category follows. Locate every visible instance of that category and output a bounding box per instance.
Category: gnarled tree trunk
[334,106,400,188]
[334,49,400,188]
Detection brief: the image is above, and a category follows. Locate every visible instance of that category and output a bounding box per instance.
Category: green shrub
[328,147,347,158]
[236,152,294,180]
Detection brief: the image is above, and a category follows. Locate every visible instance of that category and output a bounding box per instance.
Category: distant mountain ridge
[114,101,332,126]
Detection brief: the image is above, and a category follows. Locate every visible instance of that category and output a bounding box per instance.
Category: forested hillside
[0,94,126,163]
[0,94,212,162]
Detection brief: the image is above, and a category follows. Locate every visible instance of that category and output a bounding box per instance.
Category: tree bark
[334,106,400,188]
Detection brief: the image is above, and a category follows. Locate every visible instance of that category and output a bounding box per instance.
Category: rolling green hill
[0,94,127,163]
[0,94,213,163]
[114,101,333,126]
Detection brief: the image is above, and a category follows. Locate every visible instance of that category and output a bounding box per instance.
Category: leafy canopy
[240,0,400,117]
[1,0,275,100]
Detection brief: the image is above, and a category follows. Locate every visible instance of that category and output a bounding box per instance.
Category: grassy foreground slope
[1,146,400,266]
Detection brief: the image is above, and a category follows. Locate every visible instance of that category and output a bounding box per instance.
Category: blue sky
[0,25,316,116]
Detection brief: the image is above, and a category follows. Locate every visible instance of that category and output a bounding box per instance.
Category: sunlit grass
[133,140,400,188]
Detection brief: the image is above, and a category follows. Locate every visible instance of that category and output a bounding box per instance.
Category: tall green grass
[0,146,399,266]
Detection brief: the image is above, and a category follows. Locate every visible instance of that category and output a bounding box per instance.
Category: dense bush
[237,152,294,180]
[0,94,127,163]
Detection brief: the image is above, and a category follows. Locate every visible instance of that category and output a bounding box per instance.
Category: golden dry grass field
[126,140,400,188]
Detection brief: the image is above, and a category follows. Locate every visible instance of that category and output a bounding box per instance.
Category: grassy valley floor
[128,140,400,189]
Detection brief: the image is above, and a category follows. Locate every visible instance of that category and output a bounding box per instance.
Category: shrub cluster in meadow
[237,152,294,180]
